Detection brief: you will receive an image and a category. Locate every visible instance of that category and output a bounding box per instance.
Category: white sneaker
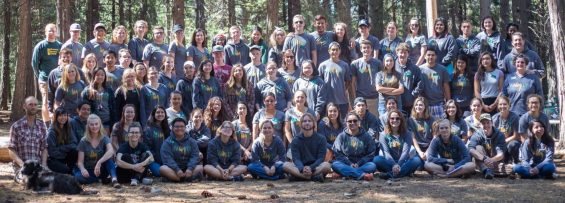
[130,179,139,186]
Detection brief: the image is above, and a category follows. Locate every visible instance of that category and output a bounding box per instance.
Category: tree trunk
[241,1,249,28]
[548,0,565,149]
[480,0,491,20]
[287,0,301,32]
[228,0,236,26]
[119,0,125,26]
[266,0,279,35]
[139,0,148,22]
[500,0,510,27]
[172,0,185,27]
[86,0,100,40]
[56,0,72,41]
[358,0,368,20]
[368,0,384,39]
[111,0,116,28]
[12,0,34,121]
[321,0,331,23]
[512,0,532,39]
[1,0,12,110]
[195,0,206,29]
[335,0,352,29]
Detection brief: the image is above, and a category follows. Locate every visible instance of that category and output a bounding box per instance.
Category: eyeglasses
[154,32,164,35]
[346,119,359,123]
[294,21,304,24]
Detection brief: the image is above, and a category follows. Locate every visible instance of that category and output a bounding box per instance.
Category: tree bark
[111,0,116,28]
[119,0,125,26]
[12,0,34,121]
[512,0,532,39]
[86,0,100,40]
[228,0,236,26]
[56,0,72,41]
[172,0,185,27]
[139,0,148,22]
[1,0,12,110]
[287,0,301,32]
[358,0,368,20]
[266,0,280,35]
[547,0,565,149]
[480,0,491,21]
[335,0,352,29]
[368,0,384,39]
[195,0,206,29]
[500,0,510,27]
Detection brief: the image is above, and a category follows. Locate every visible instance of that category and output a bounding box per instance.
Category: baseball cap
[69,23,81,31]
[94,23,106,31]
[250,45,261,52]
[212,45,224,52]
[358,19,370,27]
[479,113,492,121]
[172,24,183,33]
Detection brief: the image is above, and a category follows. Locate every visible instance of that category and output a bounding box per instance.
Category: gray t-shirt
[105,67,124,91]
[54,81,86,117]
[252,109,285,138]
[475,69,503,98]
[168,42,188,77]
[277,68,301,90]
[186,46,211,69]
[142,42,169,68]
[285,107,316,138]
[108,43,128,55]
[405,34,427,64]
[283,33,317,67]
[310,31,335,66]
[492,111,519,137]
[77,136,111,170]
[518,112,550,135]
[376,71,404,106]
[355,35,381,59]
[379,37,403,60]
[61,39,84,67]
[244,63,266,87]
[255,77,292,111]
[318,59,351,105]
[419,64,449,105]
[82,39,110,68]
[351,57,382,99]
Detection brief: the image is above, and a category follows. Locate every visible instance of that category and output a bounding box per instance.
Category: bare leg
[191,165,204,180]
[448,162,476,177]
[229,165,248,176]
[313,162,331,175]
[203,165,227,180]
[424,162,446,176]
[283,162,311,179]
[160,165,180,182]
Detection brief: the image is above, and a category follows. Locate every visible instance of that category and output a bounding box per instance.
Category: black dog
[20,160,84,195]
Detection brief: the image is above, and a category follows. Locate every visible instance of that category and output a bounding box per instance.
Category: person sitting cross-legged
[116,122,159,186]
[159,118,204,182]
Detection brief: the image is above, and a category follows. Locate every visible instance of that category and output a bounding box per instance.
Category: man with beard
[8,96,49,183]
[283,113,331,182]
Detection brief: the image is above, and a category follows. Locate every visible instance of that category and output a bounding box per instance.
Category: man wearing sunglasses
[283,15,317,67]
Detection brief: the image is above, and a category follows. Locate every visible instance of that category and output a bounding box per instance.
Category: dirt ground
[0,158,564,203]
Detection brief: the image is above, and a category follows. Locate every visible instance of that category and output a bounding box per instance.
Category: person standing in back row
[32,23,62,126]
[61,23,84,67]
[283,15,317,67]
[310,15,334,66]
[143,26,169,69]
[224,26,250,66]
[82,23,110,68]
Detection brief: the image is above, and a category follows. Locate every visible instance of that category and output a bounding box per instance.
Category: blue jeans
[513,163,556,179]
[337,103,350,123]
[373,155,421,178]
[331,161,376,180]
[73,159,117,184]
[248,162,284,180]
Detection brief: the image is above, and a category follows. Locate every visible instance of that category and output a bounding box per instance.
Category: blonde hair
[59,64,81,91]
[84,114,106,141]
[82,53,97,84]
[118,68,139,97]
[45,23,57,32]
[111,25,128,44]
[269,27,286,47]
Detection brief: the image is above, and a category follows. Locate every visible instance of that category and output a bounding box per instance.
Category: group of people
[9,13,557,188]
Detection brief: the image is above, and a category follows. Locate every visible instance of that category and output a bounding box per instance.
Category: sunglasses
[346,119,359,123]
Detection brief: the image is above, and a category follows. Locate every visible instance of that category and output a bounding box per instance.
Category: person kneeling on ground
[160,118,203,182]
[512,120,557,179]
[204,121,248,181]
[248,120,287,180]
[331,112,377,181]
[374,110,422,180]
[468,113,506,179]
[116,122,159,186]
[283,113,331,182]
[424,119,475,178]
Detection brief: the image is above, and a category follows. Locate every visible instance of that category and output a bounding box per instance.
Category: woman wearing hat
[169,24,188,77]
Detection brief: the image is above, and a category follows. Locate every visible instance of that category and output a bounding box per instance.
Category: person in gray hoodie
[512,120,556,179]
[283,113,331,182]
[204,121,247,181]
[159,118,203,182]
[427,17,457,68]
[468,113,506,179]
[500,32,544,77]
[331,112,377,181]
[47,108,78,174]
[424,119,475,178]
[248,120,287,180]
[352,97,382,144]
[374,110,422,179]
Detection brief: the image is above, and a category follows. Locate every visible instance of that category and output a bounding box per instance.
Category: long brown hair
[384,109,406,135]
[411,97,430,119]
[225,64,248,96]
[53,108,73,145]
[203,97,230,130]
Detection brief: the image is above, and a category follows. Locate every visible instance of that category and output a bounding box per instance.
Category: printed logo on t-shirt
[47,48,59,56]
[218,149,232,161]
[347,137,364,150]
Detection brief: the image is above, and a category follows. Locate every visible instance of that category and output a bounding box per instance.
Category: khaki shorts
[38,81,48,103]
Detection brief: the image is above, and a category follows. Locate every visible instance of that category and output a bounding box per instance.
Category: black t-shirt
[117,142,150,164]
